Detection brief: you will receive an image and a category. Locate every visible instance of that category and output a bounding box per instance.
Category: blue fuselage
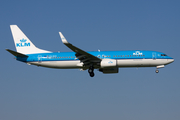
[17,50,173,62]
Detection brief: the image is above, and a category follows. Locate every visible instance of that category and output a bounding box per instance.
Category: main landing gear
[88,66,95,77]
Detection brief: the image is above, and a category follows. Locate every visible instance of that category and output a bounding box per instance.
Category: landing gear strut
[155,65,164,73]
[88,66,95,77]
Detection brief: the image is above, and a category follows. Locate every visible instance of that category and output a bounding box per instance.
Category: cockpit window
[161,54,167,56]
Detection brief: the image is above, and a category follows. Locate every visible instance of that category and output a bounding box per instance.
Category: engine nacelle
[99,67,119,74]
[100,59,117,68]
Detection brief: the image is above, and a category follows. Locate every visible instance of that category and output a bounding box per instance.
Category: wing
[59,32,101,66]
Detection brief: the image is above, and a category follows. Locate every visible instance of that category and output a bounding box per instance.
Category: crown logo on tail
[20,38,27,42]
[16,38,30,47]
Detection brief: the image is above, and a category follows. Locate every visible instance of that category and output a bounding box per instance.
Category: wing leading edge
[59,32,101,67]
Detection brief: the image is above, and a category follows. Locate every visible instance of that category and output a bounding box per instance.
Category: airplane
[6,25,174,77]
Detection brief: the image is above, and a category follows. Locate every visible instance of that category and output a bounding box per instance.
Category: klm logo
[108,61,113,64]
[16,39,30,47]
[133,51,143,55]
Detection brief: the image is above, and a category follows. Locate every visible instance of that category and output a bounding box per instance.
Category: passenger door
[152,52,156,59]
[38,55,42,62]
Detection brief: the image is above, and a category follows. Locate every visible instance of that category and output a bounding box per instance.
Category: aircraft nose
[168,59,174,63]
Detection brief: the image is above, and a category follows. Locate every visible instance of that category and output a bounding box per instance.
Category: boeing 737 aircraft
[6,25,174,77]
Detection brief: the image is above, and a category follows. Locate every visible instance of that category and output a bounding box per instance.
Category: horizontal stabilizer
[6,49,28,57]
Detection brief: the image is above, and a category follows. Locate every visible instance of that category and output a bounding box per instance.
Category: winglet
[59,32,69,44]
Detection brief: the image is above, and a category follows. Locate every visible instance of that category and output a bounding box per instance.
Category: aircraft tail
[10,25,51,54]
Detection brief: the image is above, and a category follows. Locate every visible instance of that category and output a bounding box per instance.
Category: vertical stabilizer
[10,25,51,54]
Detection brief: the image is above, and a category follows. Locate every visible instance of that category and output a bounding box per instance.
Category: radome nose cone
[169,59,174,63]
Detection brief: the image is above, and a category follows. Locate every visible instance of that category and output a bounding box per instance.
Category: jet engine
[99,59,118,73]
[100,59,117,68]
[99,67,119,74]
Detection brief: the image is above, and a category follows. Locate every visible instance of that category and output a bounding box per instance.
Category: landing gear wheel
[155,70,159,73]
[90,72,95,77]
[88,69,93,73]
[88,65,95,77]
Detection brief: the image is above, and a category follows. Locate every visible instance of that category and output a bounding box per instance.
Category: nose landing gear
[155,65,164,73]
[155,69,159,73]
[88,66,95,77]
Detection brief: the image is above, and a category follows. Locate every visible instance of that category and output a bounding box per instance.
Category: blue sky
[0,0,180,120]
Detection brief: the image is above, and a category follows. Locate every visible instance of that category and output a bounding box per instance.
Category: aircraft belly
[117,59,169,67]
[29,60,81,69]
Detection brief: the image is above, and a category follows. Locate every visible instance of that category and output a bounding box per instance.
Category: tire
[90,72,95,77]
[88,69,93,73]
